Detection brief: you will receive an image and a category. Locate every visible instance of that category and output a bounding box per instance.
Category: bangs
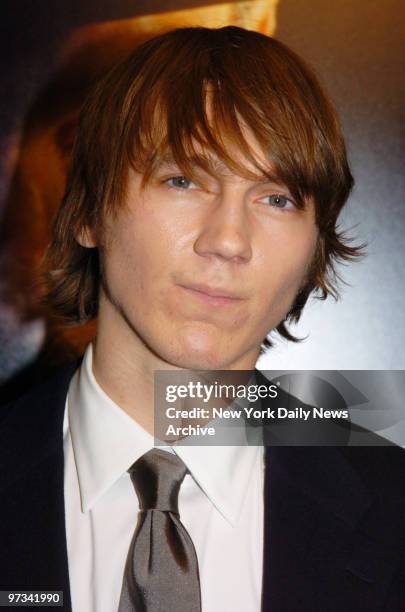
[77,26,352,226]
[126,80,304,202]
[113,27,342,210]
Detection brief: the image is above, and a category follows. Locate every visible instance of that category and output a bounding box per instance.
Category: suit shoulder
[0,361,79,428]
[0,362,78,492]
[339,446,405,492]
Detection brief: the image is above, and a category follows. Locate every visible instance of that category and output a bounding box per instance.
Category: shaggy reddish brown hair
[44,25,363,350]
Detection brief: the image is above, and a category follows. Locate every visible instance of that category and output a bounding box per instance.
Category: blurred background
[0,0,404,404]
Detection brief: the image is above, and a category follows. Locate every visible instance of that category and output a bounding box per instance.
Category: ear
[75,225,97,248]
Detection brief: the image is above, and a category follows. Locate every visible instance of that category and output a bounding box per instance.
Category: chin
[158,331,234,371]
[170,353,228,371]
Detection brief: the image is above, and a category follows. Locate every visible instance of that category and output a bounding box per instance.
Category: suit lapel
[262,446,401,612]
[0,364,78,611]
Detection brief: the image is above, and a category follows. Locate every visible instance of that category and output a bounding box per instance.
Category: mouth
[178,283,245,307]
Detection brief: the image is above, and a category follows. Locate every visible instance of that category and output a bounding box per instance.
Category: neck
[92,335,181,437]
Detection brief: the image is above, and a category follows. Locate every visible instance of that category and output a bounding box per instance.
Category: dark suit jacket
[0,365,404,611]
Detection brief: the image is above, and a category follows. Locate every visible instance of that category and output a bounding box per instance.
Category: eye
[260,194,295,210]
[165,176,197,189]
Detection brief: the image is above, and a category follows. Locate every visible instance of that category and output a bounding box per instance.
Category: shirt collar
[174,443,262,527]
[68,343,263,525]
[68,344,154,513]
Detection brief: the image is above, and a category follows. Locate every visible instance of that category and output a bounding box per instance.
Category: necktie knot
[128,448,187,514]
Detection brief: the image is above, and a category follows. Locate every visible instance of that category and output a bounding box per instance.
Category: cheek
[257,227,318,308]
[102,223,145,296]
[104,213,183,297]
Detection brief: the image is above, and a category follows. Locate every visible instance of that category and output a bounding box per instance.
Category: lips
[181,282,243,299]
[178,282,245,306]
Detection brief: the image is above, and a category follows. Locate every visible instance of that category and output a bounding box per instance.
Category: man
[0,26,404,612]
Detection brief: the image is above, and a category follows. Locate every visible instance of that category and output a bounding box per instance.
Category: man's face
[90,138,318,371]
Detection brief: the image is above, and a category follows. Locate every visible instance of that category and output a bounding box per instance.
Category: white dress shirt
[63,344,264,611]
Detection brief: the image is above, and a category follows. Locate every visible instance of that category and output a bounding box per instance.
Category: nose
[193,189,252,263]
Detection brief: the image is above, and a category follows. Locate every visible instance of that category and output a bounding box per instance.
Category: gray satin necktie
[118,448,202,612]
